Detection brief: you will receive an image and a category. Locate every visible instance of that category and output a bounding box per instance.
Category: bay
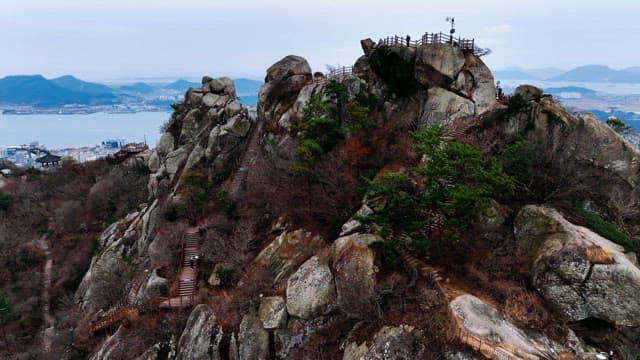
[0,112,170,149]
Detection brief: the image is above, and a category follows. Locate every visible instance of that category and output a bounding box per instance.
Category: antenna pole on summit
[446,16,455,44]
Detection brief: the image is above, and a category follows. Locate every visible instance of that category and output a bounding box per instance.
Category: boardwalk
[158,227,202,308]
[396,248,522,360]
[90,227,203,337]
[89,306,139,337]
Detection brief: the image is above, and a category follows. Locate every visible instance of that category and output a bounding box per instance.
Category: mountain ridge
[0,74,263,109]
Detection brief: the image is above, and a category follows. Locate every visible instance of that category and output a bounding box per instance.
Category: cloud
[483,24,512,33]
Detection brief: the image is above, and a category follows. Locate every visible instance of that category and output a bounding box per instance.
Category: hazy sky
[1,0,639,81]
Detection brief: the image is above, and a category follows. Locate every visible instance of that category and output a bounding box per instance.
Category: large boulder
[286,256,336,319]
[265,55,312,82]
[514,205,640,327]
[238,313,269,360]
[203,76,236,98]
[89,327,127,360]
[258,55,313,129]
[222,114,251,137]
[331,233,379,318]
[259,296,287,329]
[420,87,475,126]
[255,229,324,284]
[156,132,175,156]
[343,325,426,360]
[360,38,375,57]
[129,269,169,307]
[164,147,189,180]
[179,108,202,144]
[450,294,569,358]
[135,339,176,360]
[463,54,497,114]
[515,84,543,102]
[176,304,219,360]
[340,204,374,236]
[203,93,221,108]
[414,43,465,87]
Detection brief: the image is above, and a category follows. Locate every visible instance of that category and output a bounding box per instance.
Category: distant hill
[51,75,115,95]
[494,67,567,81]
[545,86,597,97]
[118,82,157,94]
[165,79,200,91]
[234,78,263,95]
[549,65,640,83]
[588,109,640,129]
[526,67,566,79]
[493,69,539,80]
[239,95,258,108]
[0,74,262,109]
[0,75,115,107]
[623,67,640,75]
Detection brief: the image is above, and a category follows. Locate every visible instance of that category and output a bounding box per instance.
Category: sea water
[0,112,170,149]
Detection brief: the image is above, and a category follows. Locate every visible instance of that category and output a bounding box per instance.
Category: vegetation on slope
[362,124,514,263]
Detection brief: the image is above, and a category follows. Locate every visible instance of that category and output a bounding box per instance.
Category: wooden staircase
[158,227,202,309]
[89,306,139,337]
[90,227,203,337]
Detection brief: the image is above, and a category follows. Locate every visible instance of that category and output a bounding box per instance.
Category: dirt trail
[36,235,54,353]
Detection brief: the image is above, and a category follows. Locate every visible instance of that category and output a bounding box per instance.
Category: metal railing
[380,32,475,52]
[380,32,491,56]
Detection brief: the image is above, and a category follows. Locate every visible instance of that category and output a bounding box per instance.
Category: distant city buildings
[0,139,127,167]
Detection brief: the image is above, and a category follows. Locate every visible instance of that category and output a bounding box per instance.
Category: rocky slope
[78,37,640,359]
[3,35,640,359]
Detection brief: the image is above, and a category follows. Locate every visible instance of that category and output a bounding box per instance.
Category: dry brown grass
[586,245,615,264]
[502,287,549,328]
[556,353,577,360]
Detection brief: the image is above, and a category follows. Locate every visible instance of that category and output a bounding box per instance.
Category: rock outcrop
[76,202,158,311]
[51,35,640,360]
[259,296,287,329]
[450,294,569,359]
[286,256,336,319]
[89,327,127,360]
[515,205,640,328]
[257,37,497,135]
[343,325,426,360]
[147,76,253,199]
[176,304,219,360]
[238,313,269,360]
[258,55,313,129]
[255,229,324,285]
[331,233,379,318]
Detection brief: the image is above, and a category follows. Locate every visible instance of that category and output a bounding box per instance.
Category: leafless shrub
[148,223,187,270]
[54,200,84,233]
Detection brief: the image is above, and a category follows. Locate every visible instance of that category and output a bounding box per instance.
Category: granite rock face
[286,256,336,319]
[257,39,497,134]
[514,205,640,327]
[331,233,379,318]
[176,304,219,360]
[343,325,426,360]
[258,55,313,129]
[259,296,287,329]
[238,313,269,360]
[450,294,569,359]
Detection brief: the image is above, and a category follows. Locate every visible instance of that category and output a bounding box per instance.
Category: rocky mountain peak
[4,34,640,359]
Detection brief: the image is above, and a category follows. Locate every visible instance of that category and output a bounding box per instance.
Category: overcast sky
[1,0,638,81]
